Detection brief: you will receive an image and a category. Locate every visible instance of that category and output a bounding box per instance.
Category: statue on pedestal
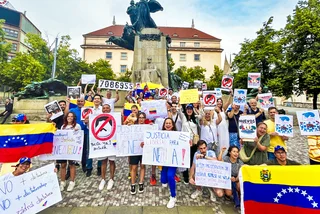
[135,57,162,84]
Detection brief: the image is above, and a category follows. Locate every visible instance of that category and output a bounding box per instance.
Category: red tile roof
[84,25,220,41]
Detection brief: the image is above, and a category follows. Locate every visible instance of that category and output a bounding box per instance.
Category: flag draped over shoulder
[0,123,56,163]
[240,165,320,214]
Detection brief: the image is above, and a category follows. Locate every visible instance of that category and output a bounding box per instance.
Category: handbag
[239,134,265,163]
[188,121,199,145]
[208,124,218,151]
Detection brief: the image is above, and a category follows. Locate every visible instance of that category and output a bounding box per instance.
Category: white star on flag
[312,202,318,208]
[288,187,293,193]
[277,193,283,198]
[17,136,19,139]
[294,187,300,193]
[307,195,313,201]
[274,198,279,203]
[281,189,287,194]
[301,190,307,196]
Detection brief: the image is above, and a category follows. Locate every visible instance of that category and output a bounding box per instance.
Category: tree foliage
[173,66,206,88]
[0,19,11,74]
[207,65,224,90]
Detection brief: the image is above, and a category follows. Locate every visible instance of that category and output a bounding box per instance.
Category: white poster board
[247,73,261,88]
[233,89,247,106]
[0,163,62,214]
[89,113,121,158]
[81,107,93,120]
[182,81,189,90]
[238,115,256,139]
[159,88,168,97]
[203,91,217,108]
[81,74,96,84]
[44,100,63,120]
[214,88,222,98]
[98,79,134,91]
[39,130,84,161]
[275,115,294,137]
[67,86,81,99]
[142,130,190,168]
[296,110,320,136]
[194,80,203,89]
[116,124,158,157]
[141,100,168,120]
[221,75,234,89]
[195,159,231,190]
[202,83,207,91]
[257,93,274,110]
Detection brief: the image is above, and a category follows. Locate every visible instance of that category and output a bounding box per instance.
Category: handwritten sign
[142,130,190,168]
[233,89,247,106]
[257,93,274,110]
[179,89,199,104]
[44,100,63,120]
[247,73,261,88]
[239,115,256,139]
[214,88,222,98]
[89,113,121,158]
[221,75,234,89]
[116,124,158,157]
[203,91,217,108]
[81,107,93,120]
[0,163,62,214]
[81,74,96,84]
[38,130,84,161]
[98,79,134,91]
[195,159,231,190]
[296,110,320,136]
[275,115,293,137]
[141,100,168,120]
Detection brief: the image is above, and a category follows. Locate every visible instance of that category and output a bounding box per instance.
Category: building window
[120,65,127,73]
[194,54,200,61]
[106,41,113,45]
[194,42,200,48]
[180,54,186,61]
[106,52,112,59]
[7,55,14,62]
[121,52,127,60]
[11,43,17,52]
[3,28,18,38]
[180,42,186,47]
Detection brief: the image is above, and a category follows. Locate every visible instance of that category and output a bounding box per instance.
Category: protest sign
[44,100,63,120]
[214,88,222,98]
[39,130,84,161]
[195,159,231,190]
[142,130,190,168]
[116,124,158,156]
[159,88,168,97]
[81,74,96,84]
[182,81,189,90]
[238,115,256,140]
[141,100,168,120]
[98,79,134,91]
[221,75,234,89]
[81,107,93,120]
[296,110,320,136]
[0,163,62,214]
[202,83,207,91]
[179,89,199,104]
[89,113,121,158]
[67,86,81,99]
[247,73,261,88]
[257,93,275,110]
[203,91,217,108]
[275,115,294,137]
[194,80,203,89]
[233,89,247,106]
[136,82,141,89]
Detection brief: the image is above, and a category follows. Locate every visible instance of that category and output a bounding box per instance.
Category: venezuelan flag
[240,165,320,214]
[0,123,56,163]
[69,100,94,109]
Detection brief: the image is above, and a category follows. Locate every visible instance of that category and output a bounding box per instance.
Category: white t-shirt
[2,172,14,181]
[61,124,81,130]
[102,98,116,112]
[171,113,182,131]
[92,106,103,115]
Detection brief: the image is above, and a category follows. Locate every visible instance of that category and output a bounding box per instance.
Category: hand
[253,137,259,144]
[232,104,237,110]
[46,113,52,120]
[259,108,264,113]
[74,127,79,131]
[244,104,249,110]
[54,168,58,173]
[189,178,196,185]
[215,107,221,113]
[66,97,70,103]
[281,136,289,141]
[196,154,203,159]
[221,147,227,153]
[240,139,244,145]
[189,140,193,147]
[140,142,144,148]
[116,89,119,94]
[229,89,234,96]
[231,177,236,182]
[84,116,89,124]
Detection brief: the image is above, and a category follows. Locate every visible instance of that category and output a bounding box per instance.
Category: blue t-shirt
[69,107,88,134]
[227,110,243,133]
[193,150,216,163]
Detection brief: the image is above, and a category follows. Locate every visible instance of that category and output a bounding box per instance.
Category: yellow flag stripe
[0,123,56,136]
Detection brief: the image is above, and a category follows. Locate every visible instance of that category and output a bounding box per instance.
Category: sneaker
[86,169,92,177]
[167,196,176,209]
[75,162,80,167]
[67,181,75,192]
[174,175,181,182]
[128,173,131,180]
[60,181,66,192]
[138,183,144,193]
[97,167,101,176]
[98,179,106,191]
[191,189,202,199]
[162,183,168,188]
[183,177,189,184]
[150,175,157,186]
[130,184,136,195]
[208,188,216,202]
[55,164,60,172]
[107,179,114,190]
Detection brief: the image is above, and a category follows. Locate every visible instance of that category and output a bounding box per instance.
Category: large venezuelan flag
[240,165,320,214]
[0,123,56,163]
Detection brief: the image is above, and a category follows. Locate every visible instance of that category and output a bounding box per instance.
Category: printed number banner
[203,91,217,108]
[81,74,96,84]
[240,165,320,214]
[247,73,261,89]
[89,113,121,158]
[142,130,190,168]
[233,89,247,106]
[98,79,134,91]
[296,110,320,136]
[81,107,93,120]
[275,115,294,137]
[0,163,62,214]
[38,130,84,161]
[179,89,199,104]
[116,124,158,157]
[141,100,168,120]
[239,115,256,139]
[215,88,222,98]
[257,93,274,110]
[221,75,234,89]
[195,159,231,190]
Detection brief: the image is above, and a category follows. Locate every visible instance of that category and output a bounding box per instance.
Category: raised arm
[115,89,119,103]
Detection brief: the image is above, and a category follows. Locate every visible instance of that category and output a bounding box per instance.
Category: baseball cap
[274,145,286,153]
[13,114,27,122]
[14,157,31,167]
[186,104,193,109]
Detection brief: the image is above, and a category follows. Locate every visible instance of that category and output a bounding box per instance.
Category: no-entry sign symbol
[204,94,216,106]
[221,75,234,89]
[159,88,168,96]
[81,108,93,120]
[91,114,116,141]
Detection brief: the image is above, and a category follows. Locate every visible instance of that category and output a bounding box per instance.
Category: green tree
[91,59,115,87]
[168,57,175,72]
[207,65,224,89]
[0,19,11,74]
[173,66,206,87]
[116,69,132,82]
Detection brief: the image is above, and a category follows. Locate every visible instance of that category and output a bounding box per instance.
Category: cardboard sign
[89,113,121,158]
[44,100,63,120]
[221,75,234,89]
[214,88,222,98]
[67,86,81,100]
[233,89,247,106]
[81,107,93,120]
[275,115,294,137]
[202,83,207,91]
[142,130,190,168]
[194,80,203,89]
[0,163,62,214]
[179,89,199,104]
[141,100,168,120]
[296,110,320,136]
[238,115,257,139]
[81,74,96,84]
[257,93,274,110]
[116,124,158,156]
[159,88,168,97]
[98,79,134,91]
[195,159,231,190]
[247,73,261,88]
[203,91,217,107]
[39,130,84,161]
[182,81,189,90]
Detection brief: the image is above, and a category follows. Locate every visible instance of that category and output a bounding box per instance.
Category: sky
[8,0,300,63]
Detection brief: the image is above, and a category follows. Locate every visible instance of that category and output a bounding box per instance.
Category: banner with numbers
[98,79,134,91]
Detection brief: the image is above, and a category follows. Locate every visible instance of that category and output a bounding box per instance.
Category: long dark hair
[162,117,177,131]
[136,112,146,124]
[226,146,239,157]
[217,98,223,111]
[183,108,197,124]
[62,112,77,129]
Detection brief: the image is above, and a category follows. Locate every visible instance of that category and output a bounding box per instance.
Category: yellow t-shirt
[307,136,320,162]
[264,119,287,153]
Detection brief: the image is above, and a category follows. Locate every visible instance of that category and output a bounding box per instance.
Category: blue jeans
[267,152,276,160]
[161,166,177,197]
